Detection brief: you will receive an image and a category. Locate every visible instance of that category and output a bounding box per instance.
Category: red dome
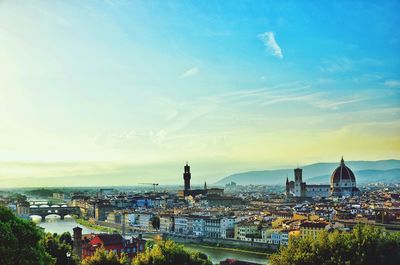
[330,157,356,183]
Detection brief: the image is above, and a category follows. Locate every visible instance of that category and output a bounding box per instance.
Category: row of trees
[269,224,400,265]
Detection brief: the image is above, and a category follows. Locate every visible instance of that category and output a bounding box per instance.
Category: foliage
[151,216,160,230]
[145,240,154,250]
[269,224,400,265]
[43,232,79,265]
[132,240,212,265]
[81,248,129,265]
[26,188,64,198]
[8,192,28,203]
[0,206,55,265]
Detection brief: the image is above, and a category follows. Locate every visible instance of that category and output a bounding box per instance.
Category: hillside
[214,159,400,186]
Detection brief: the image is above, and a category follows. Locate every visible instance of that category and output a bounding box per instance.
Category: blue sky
[0,1,399,187]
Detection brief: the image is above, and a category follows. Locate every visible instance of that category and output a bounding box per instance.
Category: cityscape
[1,1,400,265]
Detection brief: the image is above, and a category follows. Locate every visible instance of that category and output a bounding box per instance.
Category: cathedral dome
[330,157,356,184]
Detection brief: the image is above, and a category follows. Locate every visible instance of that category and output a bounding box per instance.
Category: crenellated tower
[183,162,191,191]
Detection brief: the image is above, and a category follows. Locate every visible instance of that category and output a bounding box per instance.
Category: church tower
[183,162,191,191]
[294,168,303,197]
[73,226,82,259]
[285,176,290,197]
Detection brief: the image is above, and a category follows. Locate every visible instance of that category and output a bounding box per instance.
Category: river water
[33,217,269,265]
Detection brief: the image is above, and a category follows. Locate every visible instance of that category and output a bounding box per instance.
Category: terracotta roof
[300,222,328,229]
[330,157,356,183]
[95,234,124,246]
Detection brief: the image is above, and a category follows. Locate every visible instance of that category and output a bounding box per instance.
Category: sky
[0,0,399,187]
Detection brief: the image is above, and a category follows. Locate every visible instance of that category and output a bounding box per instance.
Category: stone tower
[183,162,191,191]
[285,176,290,197]
[294,168,303,197]
[73,226,82,259]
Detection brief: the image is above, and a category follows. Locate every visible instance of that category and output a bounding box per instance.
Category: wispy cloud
[384,80,400,88]
[258,31,283,59]
[320,57,353,73]
[180,67,199,78]
[315,97,366,110]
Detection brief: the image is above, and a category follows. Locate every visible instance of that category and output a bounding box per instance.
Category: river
[33,217,269,265]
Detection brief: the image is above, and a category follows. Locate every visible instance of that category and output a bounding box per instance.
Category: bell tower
[183,162,191,191]
[294,167,303,197]
[73,226,82,259]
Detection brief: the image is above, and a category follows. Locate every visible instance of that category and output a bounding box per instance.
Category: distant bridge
[30,206,80,221]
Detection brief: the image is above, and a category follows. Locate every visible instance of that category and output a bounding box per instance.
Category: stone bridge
[29,206,81,221]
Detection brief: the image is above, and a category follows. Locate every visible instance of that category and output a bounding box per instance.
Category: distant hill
[214,159,400,186]
[307,169,400,184]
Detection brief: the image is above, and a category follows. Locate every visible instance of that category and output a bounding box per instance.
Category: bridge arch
[29,206,81,222]
[45,214,61,220]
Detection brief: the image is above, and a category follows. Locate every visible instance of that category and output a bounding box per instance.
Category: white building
[192,218,205,236]
[220,217,235,238]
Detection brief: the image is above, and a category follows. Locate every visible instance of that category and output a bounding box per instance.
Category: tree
[132,240,212,265]
[0,206,54,265]
[81,248,129,265]
[151,216,160,230]
[43,232,79,265]
[269,224,400,265]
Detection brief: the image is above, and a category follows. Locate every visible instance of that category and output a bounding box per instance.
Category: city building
[174,216,192,234]
[299,221,328,239]
[81,233,146,259]
[192,217,206,236]
[220,217,235,238]
[286,168,330,198]
[159,214,174,233]
[16,201,30,219]
[205,217,223,238]
[95,202,118,221]
[234,221,260,241]
[52,193,65,201]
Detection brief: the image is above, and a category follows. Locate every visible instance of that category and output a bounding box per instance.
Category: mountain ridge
[214,159,400,186]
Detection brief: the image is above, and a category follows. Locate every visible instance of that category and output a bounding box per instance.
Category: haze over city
[0,1,399,187]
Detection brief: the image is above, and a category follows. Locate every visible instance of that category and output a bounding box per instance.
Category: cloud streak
[321,57,353,73]
[258,31,283,59]
[180,67,199,78]
[384,80,400,88]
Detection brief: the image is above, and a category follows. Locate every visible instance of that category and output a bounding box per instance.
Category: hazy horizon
[0,1,399,187]
[1,158,399,188]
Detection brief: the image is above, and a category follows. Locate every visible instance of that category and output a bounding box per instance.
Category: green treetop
[270,224,400,265]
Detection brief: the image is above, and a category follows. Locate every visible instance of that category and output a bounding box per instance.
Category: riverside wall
[164,234,278,250]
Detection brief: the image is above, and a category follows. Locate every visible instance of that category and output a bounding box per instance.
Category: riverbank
[185,242,272,256]
[73,216,116,233]
[166,234,277,255]
[184,243,269,265]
